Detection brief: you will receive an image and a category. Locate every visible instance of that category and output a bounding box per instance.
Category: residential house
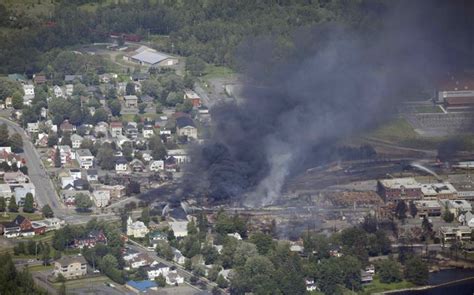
[27,122,39,133]
[53,85,64,98]
[125,122,138,139]
[73,230,107,248]
[142,125,154,138]
[172,248,185,265]
[167,149,190,165]
[92,190,110,208]
[71,134,83,149]
[169,221,188,238]
[131,72,149,81]
[149,160,164,172]
[126,216,149,238]
[69,169,82,180]
[86,169,98,182]
[460,211,474,227]
[54,145,74,165]
[0,215,32,236]
[184,89,201,107]
[14,183,36,206]
[130,159,145,172]
[164,156,177,172]
[53,256,87,279]
[74,179,88,190]
[94,122,109,136]
[61,176,75,189]
[144,263,170,280]
[0,183,12,199]
[75,149,94,169]
[65,84,74,96]
[110,121,123,137]
[100,185,126,198]
[124,95,138,108]
[414,200,442,217]
[4,171,28,184]
[439,226,472,243]
[124,251,152,270]
[23,84,35,105]
[176,117,197,139]
[59,120,75,134]
[115,157,128,173]
[443,199,472,217]
[36,133,49,147]
[64,75,82,83]
[166,271,184,285]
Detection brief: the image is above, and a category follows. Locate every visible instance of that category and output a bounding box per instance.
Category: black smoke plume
[182,1,474,206]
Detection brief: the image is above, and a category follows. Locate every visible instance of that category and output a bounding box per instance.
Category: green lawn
[28,264,53,272]
[53,275,111,289]
[0,212,43,222]
[369,118,419,143]
[360,278,415,294]
[414,105,443,113]
[202,64,235,79]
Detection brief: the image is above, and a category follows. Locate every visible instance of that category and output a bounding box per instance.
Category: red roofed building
[33,75,47,85]
[437,76,474,107]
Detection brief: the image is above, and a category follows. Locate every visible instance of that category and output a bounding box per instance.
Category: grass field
[28,264,53,272]
[369,118,419,143]
[414,105,443,113]
[0,212,43,222]
[203,64,235,79]
[361,278,415,294]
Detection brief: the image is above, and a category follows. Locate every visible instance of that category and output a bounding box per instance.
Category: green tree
[208,264,221,281]
[42,244,51,266]
[404,256,429,285]
[42,204,54,218]
[378,259,402,283]
[141,207,150,226]
[54,147,62,168]
[155,274,166,287]
[12,91,23,109]
[138,103,147,114]
[395,200,407,221]
[186,56,207,76]
[156,242,174,261]
[0,197,6,212]
[9,133,23,152]
[217,274,229,288]
[149,135,167,160]
[176,99,194,113]
[97,146,115,170]
[23,193,35,213]
[8,196,18,212]
[442,205,455,223]
[126,82,136,95]
[409,201,418,218]
[75,193,93,212]
[60,132,72,147]
[249,232,275,255]
[233,242,258,267]
[109,100,122,116]
[48,133,58,147]
[0,124,9,146]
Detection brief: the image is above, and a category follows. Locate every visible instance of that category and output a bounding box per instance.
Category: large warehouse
[125,46,178,67]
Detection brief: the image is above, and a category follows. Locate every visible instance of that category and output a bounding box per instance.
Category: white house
[92,190,110,208]
[149,160,164,172]
[145,262,170,280]
[172,248,185,265]
[71,134,83,149]
[69,169,82,180]
[65,84,74,96]
[27,122,39,133]
[115,157,128,173]
[167,149,190,165]
[75,149,94,169]
[460,211,474,227]
[169,221,188,238]
[53,85,64,98]
[143,125,154,138]
[126,216,149,238]
[23,84,35,105]
[61,176,75,189]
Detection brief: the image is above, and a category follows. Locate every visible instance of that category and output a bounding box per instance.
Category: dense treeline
[0,0,387,74]
[0,253,48,295]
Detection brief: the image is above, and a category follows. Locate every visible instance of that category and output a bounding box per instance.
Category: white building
[27,122,39,133]
[169,221,188,238]
[75,149,94,169]
[65,84,74,96]
[143,125,154,138]
[149,160,164,172]
[23,84,35,105]
[53,85,63,98]
[167,149,190,165]
[443,199,472,217]
[71,134,83,149]
[145,262,170,280]
[126,216,149,238]
[92,190,110,208]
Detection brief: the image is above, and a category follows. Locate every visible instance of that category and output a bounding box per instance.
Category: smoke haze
[183,1,474,206]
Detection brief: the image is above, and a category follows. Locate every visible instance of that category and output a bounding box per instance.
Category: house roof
[110,121,123,128]
[56,255,87,266]
[13,215,28,225]
[76,149,93,157]
[131,50,171,65]
[176,117,195,129]
[115,156,128,164]
[124,95,138,101]
[87,169,98,176]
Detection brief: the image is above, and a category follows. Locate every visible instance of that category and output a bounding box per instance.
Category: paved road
[0,117,120,225]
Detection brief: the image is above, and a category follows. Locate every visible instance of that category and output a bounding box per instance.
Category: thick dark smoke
[183,1,474,206]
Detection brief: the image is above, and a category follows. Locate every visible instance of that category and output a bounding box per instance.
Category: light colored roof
[447,199,472,209]
[414,200,441,208]
[379,178,420,189]
[124,95,138,101]
[421,182,457,196]
[131,50,171,65]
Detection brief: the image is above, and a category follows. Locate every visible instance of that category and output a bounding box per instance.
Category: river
[393,268,474,295]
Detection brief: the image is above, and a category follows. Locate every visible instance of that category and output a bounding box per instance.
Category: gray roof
[176,117,196,128]
[56,255,87,266]
[131,50,171,65]
[76,149,93,157]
